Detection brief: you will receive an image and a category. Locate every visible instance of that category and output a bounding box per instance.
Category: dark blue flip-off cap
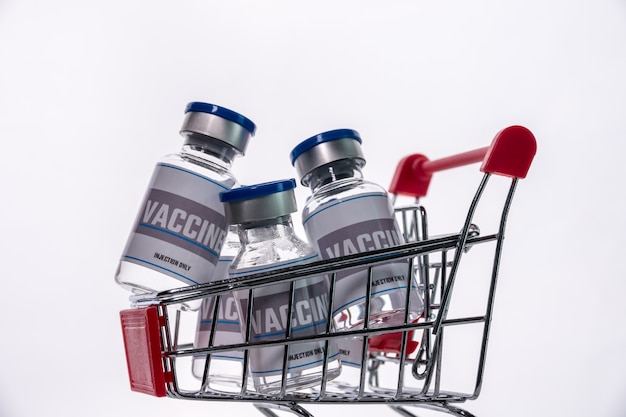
[289,129,365,184]
[220,179,297,203]
[289,129,361,165]
[185,102,257,135]
[220,179,298,224]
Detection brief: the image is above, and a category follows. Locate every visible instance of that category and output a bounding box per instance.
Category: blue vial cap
[220,179,297,203]
[289,129,361,165]
[185,102,257,135]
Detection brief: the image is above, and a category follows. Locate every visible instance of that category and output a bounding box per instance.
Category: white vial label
[303,193,410,319]
[121,163,232,286]
[231,258,339,378]
[195,290,244,360]
[194,232,243,370]
[338,337,365,367]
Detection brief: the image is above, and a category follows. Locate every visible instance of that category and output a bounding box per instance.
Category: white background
[1,1,625,416]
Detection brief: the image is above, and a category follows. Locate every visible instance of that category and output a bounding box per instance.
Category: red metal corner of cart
[120,307,171,397]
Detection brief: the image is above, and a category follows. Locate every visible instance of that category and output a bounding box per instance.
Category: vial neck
[237,216,295,245]
[305,159,364,192]
[181,133,238,167]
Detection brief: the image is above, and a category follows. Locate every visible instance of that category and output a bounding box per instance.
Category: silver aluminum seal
[224,189,298,225]
[180,111,252,155]
[292,137,365,183]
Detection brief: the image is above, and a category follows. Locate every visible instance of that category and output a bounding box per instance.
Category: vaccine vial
[115,102,255,310]
[290,129,424,331]
[220,179,342,394]
[192,225,252,393]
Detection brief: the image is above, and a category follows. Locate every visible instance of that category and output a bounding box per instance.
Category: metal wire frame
[130,172,520,417]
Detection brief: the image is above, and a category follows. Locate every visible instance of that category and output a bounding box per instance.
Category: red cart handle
[388,125,537,198]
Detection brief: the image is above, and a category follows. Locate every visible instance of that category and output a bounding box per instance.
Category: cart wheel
[254,402,314,417]
[390,403,477,417]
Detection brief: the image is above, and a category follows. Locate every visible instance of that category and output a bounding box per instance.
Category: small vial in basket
[220,179,342,395]
[192,225,253,393]
[290,129,424,331]
[114,102,255,310]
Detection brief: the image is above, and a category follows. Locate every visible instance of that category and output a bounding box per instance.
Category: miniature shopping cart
[119,125,537,417]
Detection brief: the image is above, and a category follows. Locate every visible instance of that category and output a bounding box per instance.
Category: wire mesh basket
[119,125,537,417]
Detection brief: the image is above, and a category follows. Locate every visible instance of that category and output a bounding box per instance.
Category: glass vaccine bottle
[192,225,251,393]
[290,129,424,331]
[115,102,255,311]
[221,179,342,394]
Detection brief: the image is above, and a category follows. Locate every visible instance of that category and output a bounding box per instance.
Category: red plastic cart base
[120,307,171,397]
